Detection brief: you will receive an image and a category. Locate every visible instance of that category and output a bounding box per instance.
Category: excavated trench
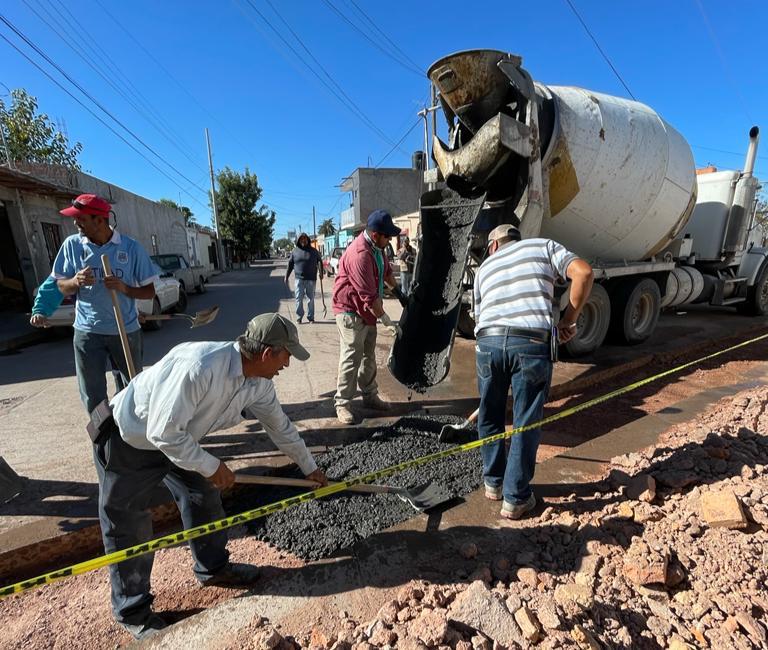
[230,415,482,560]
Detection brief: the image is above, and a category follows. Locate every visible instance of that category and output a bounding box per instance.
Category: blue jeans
[476,335,553,504]
[95,422,228,624]
[73,329,143,415]
[295,278,316,320]
[400,272,413,295]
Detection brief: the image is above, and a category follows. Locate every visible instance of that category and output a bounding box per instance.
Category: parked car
[43,273,184,332]
[324,247,345,276]
[151,253,210,295]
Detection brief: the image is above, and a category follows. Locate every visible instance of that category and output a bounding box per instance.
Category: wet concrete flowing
[230,416,482,560]
[389,189,486,391]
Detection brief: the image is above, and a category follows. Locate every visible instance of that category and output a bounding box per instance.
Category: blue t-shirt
[52,230,158,335]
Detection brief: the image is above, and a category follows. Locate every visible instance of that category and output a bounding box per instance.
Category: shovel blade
[398,481,453,512]
[190,306,220,328]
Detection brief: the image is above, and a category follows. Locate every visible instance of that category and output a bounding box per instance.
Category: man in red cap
[53,193,157,418]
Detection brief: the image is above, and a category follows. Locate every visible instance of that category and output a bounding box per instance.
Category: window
[41,222,62,266]
[151,234,158,255]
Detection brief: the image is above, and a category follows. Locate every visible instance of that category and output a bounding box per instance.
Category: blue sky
[2,0,766,237]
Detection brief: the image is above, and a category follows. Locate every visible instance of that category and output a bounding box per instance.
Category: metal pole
[205,128,226,271]
[312,205,316,239]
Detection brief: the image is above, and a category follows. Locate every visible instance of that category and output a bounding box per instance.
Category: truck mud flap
[388,188,486,391]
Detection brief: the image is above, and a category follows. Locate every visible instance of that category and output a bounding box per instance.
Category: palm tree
[318,218,337,237]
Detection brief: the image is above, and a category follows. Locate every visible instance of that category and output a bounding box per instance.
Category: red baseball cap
[59,194,112,218]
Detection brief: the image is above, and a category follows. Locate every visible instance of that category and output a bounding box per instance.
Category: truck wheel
[456,304,476,339]
[609,278,661,345]
[178,280,186,295]
[563,284,610,356]
[196,276,206,294]
[142,298,163,331]
[174,289,188,313]
[737,264,768,316]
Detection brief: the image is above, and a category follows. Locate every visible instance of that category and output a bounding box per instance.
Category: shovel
[235,474,452,512]
[439,407,479,444]
[142,306,220,329]
[318,273,328,319]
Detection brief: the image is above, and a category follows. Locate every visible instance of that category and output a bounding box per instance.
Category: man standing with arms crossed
[332,209,401,425]
[474,224,593,519]
[53,193,157,415]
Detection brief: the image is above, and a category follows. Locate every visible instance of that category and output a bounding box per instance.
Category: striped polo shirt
[473,238,578,334]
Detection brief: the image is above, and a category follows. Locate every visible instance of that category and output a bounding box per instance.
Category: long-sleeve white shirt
[110,341,317,478]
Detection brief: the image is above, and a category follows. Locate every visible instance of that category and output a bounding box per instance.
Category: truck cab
[151,254,209,295]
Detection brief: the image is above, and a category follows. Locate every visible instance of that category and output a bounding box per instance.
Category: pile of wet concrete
[230,416,483,560]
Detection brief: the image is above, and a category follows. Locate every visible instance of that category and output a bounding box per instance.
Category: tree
[318,218,337,237]
[159,198,196,226]
[214,166,275,260]
[274,237,294,253]
[0,89,82,169]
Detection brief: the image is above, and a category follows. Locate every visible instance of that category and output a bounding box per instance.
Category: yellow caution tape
[2,330,766,599]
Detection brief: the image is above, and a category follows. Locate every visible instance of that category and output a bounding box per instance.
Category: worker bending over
[474,224,593,520]
[91,313,327,640]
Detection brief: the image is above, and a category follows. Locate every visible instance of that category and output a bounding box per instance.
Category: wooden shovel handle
[234,474,390,494]
[101,255,137,379]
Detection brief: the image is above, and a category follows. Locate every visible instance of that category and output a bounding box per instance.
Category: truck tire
[456,304,476,339]
[563,283,610,356]
[609,278,661,345]
[737,263,768,316]
[178,280,186,295]
[174,289,188,313]
[142,298,163,331]
[196,276,206,294]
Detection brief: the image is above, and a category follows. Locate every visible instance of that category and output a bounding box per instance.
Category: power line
[241,0,401,151]
[692,143,767,163]
[0,30,209,209]
[345,0,422,73]
[562,0,636,100]
[693,0,753,123]
[0,13,208,196]
[374,118,421,168]
[20,0,204,169]
[321,0,422,76]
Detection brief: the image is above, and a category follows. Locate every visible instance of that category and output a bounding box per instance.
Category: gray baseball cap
[488,223,521,242]
[244,313,310,361]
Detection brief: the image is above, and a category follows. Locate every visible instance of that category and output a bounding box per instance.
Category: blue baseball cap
[367,209,401,237]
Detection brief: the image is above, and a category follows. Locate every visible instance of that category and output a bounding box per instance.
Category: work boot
[296,316,303,324]
[484,482,502,501]
[198,562,261,588]
[120,613,168,640]
[500,493,537,520]
[362,394,391,411]
[336,405,356,425]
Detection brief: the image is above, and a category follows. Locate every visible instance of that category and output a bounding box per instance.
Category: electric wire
[0,13,209,197]
[0,30,209,209]
[243,0,400,151]
[321,0,422,76]
[562,0,636,100]
[344,0,422,73]
[21,0,204,169]
[374,118,420,168]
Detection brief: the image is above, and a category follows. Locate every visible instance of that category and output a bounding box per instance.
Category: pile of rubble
[232,386,768,649]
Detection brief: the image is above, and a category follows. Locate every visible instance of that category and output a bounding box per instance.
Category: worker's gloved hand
[208,461,235,490]
[305,468,328,486]
[379,313,402,337]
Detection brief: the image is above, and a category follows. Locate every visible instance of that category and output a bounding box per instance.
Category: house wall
[341,168,422,229]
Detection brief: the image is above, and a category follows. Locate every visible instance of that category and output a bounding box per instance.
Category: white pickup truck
[151,254,210,295]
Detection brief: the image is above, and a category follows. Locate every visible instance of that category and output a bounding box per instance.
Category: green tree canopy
[0,89,82,169]
[274,237,294,252]
[214,166,275,259]
[159,198,196,226]
[318,218,337,237]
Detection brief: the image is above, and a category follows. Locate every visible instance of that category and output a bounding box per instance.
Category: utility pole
[312,205,317,240]
[205,128,226,271]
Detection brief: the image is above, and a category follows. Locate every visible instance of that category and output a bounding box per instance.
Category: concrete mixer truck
[388,49,764,391]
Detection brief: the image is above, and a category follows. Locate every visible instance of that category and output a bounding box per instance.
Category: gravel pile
[236,416,483,560]
[235,386,768,649]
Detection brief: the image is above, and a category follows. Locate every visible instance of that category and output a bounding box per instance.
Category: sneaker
[336,405,356,425]
[198,562,261,588]
[484,483,502,501]
[362,394,391,411]
[296,317,303,324]
[307,318,315,323]
[120,613,167,640]
[500,493,537,520]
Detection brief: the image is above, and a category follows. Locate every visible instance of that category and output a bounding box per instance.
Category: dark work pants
[476,335,553,505]
[94,423,229,624]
